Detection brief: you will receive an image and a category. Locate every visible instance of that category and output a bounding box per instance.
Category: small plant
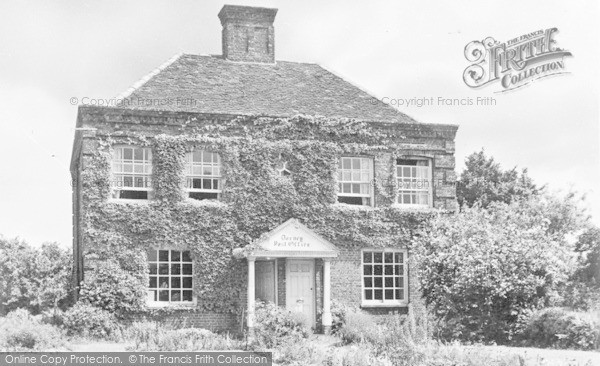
[338,311,380,345]
[125,322,242,351]
[78,261,146,314]
[271,338,322,366]
[520,307,600,350]
[252,301,309,349]
[62,302,120,340]
[0,309,66,351]
[326,299,359,335]
[323,345,389,366]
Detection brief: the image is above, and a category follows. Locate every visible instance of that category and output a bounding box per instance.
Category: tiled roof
[116,54,419,123]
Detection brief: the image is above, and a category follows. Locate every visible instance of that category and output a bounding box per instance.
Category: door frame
[285,258,316,327]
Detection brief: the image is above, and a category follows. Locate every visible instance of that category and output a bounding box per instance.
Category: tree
[414,193,587,343]
[575,226,600,286]
[0,237,37,314]
[562,225,600,309]
[33,243,73,314]
[457,150,539,208]
[0,237,71,315]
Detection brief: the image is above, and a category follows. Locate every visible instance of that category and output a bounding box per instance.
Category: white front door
[286,259,315,328]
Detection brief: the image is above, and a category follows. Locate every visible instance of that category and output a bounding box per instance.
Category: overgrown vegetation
[78,115,438,316]
[414,197,580,343]
[520,308,600,350]
[78,261,146,314]
[0,309,66,350]
[250,301,318,365]
[0,238,71,315]
[415,150,598,346]
[126,322,242,351]
[62,303,120,339]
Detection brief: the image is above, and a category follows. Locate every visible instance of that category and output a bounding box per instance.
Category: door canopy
[236,218,339,259]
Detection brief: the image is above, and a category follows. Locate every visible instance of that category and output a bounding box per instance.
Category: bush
[126,322,242,351]
[0,309,65,350]
[338,311,380,344]
[78,261,146,314]
[252,301,309,348]
[326,299,359,335]
[271,338,322,366]
[0,239,71,316]
[323,345,389,366]
[520,307,600,350]
[415,198,580,343]
[336,306,432,366]
[62,302,120,339]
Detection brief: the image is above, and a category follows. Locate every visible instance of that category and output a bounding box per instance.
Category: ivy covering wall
[76,113,455,315]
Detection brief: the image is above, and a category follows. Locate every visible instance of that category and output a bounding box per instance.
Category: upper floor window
[396,158,432,207]
[111,146,152,200]
[185,150,221,201]
[147,249,193,305]
[362,249,408,306]
[337,157,373,206]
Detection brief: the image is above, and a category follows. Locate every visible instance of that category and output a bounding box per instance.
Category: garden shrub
[326,299,359,335]
[0,309,65,350]
[0,238,71,316]
[336,306,432,366]
[271,338,322,366]
[62,302,120,339]
[252,301,309,348]
[323,345,389,366]
[338,311,380,345]
[521,307,600,350]
[415,198,579,344]
[78,261,146,314]
[125,322,242,351]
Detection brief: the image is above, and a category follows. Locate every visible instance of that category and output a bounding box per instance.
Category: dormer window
[111,146,152,200]
[396,158,432,207]
[337,157,373,206]
[185,150,222,201]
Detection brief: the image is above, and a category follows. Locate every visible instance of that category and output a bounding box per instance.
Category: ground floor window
[147,249,193,305]
[361,249,407,306]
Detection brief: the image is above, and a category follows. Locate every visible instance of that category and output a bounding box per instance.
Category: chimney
[218,5,278,63]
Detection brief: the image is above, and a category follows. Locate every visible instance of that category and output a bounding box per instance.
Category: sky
[0,0,598,248]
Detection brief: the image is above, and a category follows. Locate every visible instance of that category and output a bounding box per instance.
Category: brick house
[70,5,458,334]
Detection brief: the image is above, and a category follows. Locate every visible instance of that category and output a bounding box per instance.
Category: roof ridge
[114,52,183,101]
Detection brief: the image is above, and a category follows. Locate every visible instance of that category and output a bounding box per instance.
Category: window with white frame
[147,249,193,304]
[337,157,373,206]
[396,158,432,206]
[185,150,222,201]
[362,249,407,306]
[111,146,152,200]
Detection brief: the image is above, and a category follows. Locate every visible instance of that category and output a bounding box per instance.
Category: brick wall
[330,248,415,316]
[218,5,276,63]
[126,311,240,334]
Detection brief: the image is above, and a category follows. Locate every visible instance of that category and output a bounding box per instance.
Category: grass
[64,336,600,366]
[463,345,600,366]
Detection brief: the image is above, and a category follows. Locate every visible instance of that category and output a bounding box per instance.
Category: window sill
[390,204,433,211]
[333,202,374,211]
[146,301,196,309]
[182,198,226,207]
[361,302,408,308]
[108,198,151,204]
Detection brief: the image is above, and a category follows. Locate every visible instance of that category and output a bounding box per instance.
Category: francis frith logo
[463,28,572,92]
